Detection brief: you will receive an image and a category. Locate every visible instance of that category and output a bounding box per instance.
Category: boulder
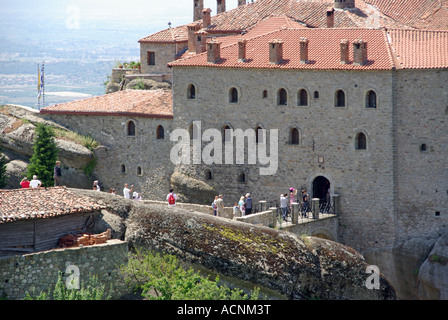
[0,104,97,189]
[170,172,216,205]
[124,202,397,300]
[417,232,448,299]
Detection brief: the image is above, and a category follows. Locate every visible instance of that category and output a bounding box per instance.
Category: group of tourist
[210,193,252,218]
[19,161,62,188]
[119,183,142,201]
[279,187,311,221]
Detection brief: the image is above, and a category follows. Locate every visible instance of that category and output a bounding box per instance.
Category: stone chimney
[187,23,200,53]
[238,0,246,6]
[326,8,335,28]
[217,0,226,14]
[353,39,367,65]
[269,39,284,64]
[202,8,212,27]
[300,37,309,63]
[196,30,208,54]
[340,39,350,64]
[334,0,355,9]
[207,39,221,63]
[194,0,204,21]
[238,38,247,62]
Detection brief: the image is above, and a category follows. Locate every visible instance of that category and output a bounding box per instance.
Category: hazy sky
[0,0,243,33]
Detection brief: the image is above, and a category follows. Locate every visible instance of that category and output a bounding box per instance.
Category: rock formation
[69,188,396,300]
[0,104,97,189]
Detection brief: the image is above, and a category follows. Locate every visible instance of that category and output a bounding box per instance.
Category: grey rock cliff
[123,201,396,300]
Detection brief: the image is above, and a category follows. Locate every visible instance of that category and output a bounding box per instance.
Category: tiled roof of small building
[40,89,173,119]
[169,28,397,70]
[0,187,105,224]
[138,0,448,45]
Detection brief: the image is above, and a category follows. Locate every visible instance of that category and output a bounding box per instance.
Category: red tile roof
[388,29,448,69]
[139,0,448,45]
[0,187,105,224]
[169,28,397,70]
[365,0,448,30]
[40,89,173,119]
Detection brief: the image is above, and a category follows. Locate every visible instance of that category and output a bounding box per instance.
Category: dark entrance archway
[313,176,330,199]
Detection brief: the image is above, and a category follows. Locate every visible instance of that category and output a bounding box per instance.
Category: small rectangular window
[147,51,155,65]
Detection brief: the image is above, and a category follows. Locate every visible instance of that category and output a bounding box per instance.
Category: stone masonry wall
[140,42,187,75]
[172,66,396,253]
[394,69,448,240]
[0,240,129,300]
[42,114,174,201]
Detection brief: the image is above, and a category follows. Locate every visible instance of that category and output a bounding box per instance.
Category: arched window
[187,84,196,99]
[290,128,299,145]
[189,122,200,140]
[222,125,232,142]
[137,166,142,176]
[120,164,126,173]
[206,170,213,180]
[355,132,367,150]
[298,89,308,106]
[127,121,136,136]
[255,126,264,143]
[278,88,287,105]
[314,91,319,99]
[156,125,165,139]
[262,90,268,98]
[335,90,345,107]
[229,87,238,103]
[238,172,246,183]
[366,90,377,108]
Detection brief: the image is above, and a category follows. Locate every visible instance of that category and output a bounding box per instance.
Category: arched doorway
[312,176,330,199]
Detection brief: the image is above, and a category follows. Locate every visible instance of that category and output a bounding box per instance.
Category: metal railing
[252,196,338,222]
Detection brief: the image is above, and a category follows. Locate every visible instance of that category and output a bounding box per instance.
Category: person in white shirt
[30,175,42,188]
[93,180,100,191]
[123,183,133,199]
[280,193,288,221]
[166,189,178,207]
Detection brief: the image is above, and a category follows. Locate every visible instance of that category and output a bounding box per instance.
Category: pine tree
[0,145,7,189]
[27,124,58,187]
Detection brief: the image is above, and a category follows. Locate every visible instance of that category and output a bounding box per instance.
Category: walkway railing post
[312,198,320,219]
[332,194,339,215]
[292,202,299,224]
[269,207,278,228]
[259,200,267,212]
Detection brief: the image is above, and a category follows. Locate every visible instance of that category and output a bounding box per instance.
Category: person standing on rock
[245,193,252,215]
[20,177,30,188]
[123,183,133,199]
[215,194,224,217]
[53,161,62,186]
[167,188,178,207]
[30,175,42,188]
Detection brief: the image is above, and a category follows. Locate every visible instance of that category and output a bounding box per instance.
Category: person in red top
[20,177,30,188]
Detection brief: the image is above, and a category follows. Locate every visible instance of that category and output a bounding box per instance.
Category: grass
[52,127,100,150]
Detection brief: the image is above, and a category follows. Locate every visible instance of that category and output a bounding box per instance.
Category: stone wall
[41,113,174,200]
[0,240,129,300]
[171,66,397,253]
[394,69,448,241]
[140,42,187,75]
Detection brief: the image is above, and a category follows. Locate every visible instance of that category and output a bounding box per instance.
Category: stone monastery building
[41,0,448,255]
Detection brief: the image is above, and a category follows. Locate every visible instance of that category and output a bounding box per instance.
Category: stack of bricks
[58,229,111,248]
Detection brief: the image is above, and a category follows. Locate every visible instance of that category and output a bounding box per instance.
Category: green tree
[120,250,262,300]
[27,124,58,187]
[0,146,7,189]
